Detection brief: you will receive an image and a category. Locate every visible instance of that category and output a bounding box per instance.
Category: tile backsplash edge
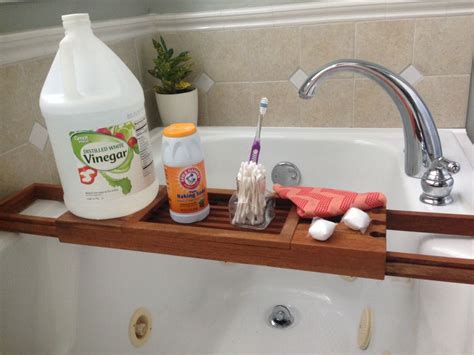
[2,1,473,66]
[467,58,474,142]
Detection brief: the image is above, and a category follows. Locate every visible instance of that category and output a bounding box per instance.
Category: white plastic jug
[40,13,158,219]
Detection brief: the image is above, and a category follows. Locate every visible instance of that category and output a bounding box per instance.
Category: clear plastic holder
[228,182,276,231]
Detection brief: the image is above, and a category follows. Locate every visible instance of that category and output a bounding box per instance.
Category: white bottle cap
[62,13,91,28]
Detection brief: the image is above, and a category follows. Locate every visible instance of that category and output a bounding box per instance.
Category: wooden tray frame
[0,183,472,284]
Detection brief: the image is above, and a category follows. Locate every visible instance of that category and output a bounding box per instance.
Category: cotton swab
[232,161,267,226]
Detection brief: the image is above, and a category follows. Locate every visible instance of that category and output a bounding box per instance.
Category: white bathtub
[0,127,472,355]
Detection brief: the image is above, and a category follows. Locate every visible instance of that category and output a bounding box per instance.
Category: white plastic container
[40,13,159,219]
[161,123,210,223]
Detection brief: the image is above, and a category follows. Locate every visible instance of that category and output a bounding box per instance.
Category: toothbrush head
[259,97,269,115]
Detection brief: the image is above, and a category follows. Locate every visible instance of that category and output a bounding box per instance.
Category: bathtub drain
[268,305,294,329]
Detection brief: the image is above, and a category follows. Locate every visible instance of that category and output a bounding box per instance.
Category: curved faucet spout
[299,59,460,205]
[299,59,442,178]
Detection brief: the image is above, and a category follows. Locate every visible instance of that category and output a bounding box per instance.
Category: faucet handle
[437,157,461,174]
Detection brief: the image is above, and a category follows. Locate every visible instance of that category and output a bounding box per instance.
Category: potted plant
[148,36,198,126]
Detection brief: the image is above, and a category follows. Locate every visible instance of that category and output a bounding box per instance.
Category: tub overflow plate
[271,162,301,186]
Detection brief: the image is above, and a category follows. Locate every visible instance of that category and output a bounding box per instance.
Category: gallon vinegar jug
[40,14,158,219]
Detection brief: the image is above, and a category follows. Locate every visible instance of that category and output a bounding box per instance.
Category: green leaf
[100,172,132,195]
[160,36,168,52]
[148,35,194,94]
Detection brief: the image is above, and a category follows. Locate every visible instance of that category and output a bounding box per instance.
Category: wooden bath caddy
[0,184,473,284]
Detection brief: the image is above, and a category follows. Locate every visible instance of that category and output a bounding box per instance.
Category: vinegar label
[164,161,209,214]
[69,113,155,201]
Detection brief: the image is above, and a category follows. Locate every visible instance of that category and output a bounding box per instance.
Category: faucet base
[420,165,455,206]
[419,194,453,206]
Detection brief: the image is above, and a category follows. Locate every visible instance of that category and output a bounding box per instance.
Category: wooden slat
[141,188,293,238]
[280,206,301,241]
[123,221,291,249]
[0,183,63,213]
[0,184,61,237]
[146,218,283,234]
[121,185,168,222]
[386,251,474,284]
[33,183,63,201]
[56,187,298,250]
[0,212,58,237]
[387,209,474,237]
[0,184,36,213]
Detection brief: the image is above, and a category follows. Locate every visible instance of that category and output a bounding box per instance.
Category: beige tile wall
[0,14,472,197]
[157,15,472,129]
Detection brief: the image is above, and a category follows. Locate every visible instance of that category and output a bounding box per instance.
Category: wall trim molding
[155,1,473,31]
[0,15,157,66]
[1,1,473,65]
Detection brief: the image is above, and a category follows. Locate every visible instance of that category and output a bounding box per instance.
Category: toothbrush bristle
[259,97,268,115]
[250,151,258,163]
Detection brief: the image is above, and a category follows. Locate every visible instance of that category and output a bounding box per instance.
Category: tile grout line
[351,77,356,128]
[411,11,418,75]
[245,24,253,123]
[213,80,289,85]
[0,142,29,157]
[353,73,471,81]
[412,15,417,69]
[352,21,358,128]
[418,74,471,79]
[19,60,49,152]
[133,36,144,86]
[215,77,354,86]
[297,25,303,126]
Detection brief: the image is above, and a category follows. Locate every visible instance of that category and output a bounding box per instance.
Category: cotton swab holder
[228,161,275,230]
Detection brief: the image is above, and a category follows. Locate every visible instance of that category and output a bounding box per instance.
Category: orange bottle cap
[163,123,197,138]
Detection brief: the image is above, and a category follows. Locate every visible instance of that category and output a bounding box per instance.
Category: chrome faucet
[299,59,460,205]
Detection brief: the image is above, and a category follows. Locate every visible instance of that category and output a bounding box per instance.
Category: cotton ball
[342,207,371,233]
[309,218,337,241]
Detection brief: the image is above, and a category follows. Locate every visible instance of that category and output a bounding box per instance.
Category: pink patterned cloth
[273,184,387,219]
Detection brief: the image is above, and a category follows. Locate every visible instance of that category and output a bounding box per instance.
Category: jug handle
[59,39,81,99]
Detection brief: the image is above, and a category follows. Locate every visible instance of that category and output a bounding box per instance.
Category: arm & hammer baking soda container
[162,123,210,223]
[40,14,158,219]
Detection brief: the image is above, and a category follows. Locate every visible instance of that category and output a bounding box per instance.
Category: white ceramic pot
[155,88,198,126]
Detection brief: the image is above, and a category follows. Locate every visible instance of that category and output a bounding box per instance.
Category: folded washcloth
[273,184,387,218]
